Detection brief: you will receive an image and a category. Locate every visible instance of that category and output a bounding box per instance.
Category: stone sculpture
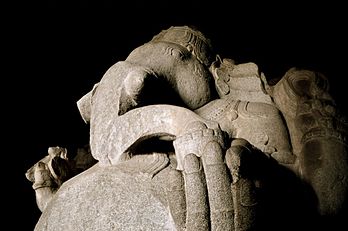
[271,68,348,215]
[26,26,348,230]
[25,145,97,212]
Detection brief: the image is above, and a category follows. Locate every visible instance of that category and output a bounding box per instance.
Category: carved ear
[50,157,73,184]
[77,83,99,123]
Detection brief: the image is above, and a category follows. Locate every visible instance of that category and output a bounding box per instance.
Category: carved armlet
[33,180,55,190]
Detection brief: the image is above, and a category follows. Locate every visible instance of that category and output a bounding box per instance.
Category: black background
[4,1,348,230]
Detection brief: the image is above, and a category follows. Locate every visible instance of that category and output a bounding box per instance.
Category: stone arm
[270,68,348,216]
[25,151,73,212]
[25,146,97,212]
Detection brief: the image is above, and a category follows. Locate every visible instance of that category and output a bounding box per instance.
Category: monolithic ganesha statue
[26,26,348,231]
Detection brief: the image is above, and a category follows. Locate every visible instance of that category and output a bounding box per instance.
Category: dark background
[4,1,347,230]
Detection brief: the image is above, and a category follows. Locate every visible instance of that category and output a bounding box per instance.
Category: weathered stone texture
[35,163,177,231]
